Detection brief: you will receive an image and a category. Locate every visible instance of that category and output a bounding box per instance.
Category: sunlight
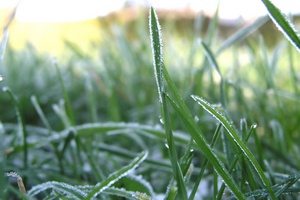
[15,0,126,22]
[11,0,300,23]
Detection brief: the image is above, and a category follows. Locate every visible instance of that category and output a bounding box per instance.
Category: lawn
[1,1,300,199]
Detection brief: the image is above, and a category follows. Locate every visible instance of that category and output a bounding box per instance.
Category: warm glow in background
[1,0,300,56]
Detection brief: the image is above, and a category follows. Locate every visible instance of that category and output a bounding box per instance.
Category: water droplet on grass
[194,115,199,123]
[165,142,169,149]
[159,115,164,124]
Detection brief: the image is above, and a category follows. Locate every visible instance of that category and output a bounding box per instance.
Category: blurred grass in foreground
[1,3,300,199]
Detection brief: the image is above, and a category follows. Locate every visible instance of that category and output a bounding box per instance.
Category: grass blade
[28,181,87,199]
[149,6,188,199]
[261,0,300,52]
[215,15,269,56]
[2,87,28,169]
[53,60,75,126]
[191,95,276,199]
[149,6,164,103]
[84,151,148,199]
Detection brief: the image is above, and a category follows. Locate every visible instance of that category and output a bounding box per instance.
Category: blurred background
[1,0,300,57]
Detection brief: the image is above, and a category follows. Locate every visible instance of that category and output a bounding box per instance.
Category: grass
[1,1,300,199]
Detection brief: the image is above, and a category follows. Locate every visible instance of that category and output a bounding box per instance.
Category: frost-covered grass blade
[261,0,300,52]
[149,6,188,199]
[191,95,276,199]
[28,181,87,199]
[84,151,148,199]
[149,6,164,103]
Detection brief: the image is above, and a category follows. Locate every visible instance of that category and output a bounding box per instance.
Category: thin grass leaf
[149,6,164,103]
[160,50,244,198]
[191,95,276,199]
[189,123,222,200]
[30,95,52,131]
[84,151,148,199]
[0,3,18,62]
[199,39,221,77]
[274,174,300,197]
[215,15,269,56]
[261,0,300,52]
[149,6,188,199]
[103,187,152,200]
[166,94,244,199]
[53,60,75,126]
[2,87,28,169]
[28,181,87,199]
[199,39,227,106]
[204,0,220,46]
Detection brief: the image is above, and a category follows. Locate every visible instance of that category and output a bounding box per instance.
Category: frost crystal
[149,7,164,103]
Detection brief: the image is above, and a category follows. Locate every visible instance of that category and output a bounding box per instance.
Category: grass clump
[1,2,300,199]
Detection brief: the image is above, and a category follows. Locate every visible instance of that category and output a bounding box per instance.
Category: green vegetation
[1,1,300,199]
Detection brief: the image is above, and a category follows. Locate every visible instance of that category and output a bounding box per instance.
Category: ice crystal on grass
[85,151,148,199]
[149,7,164,103]
[28,181,87,199]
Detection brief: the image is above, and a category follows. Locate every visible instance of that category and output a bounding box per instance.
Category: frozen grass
[1,2,300,199]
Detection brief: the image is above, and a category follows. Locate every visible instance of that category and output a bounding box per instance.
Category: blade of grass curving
[166,94,244,199]
[274,174,300,197]
[103,187,152,200]
[2,87,28,169]
[53,60,75,126]
[160,42,244,197]
[191,95,276,199]
[84,151,148,199]
[216,123,257,200]
[261,0,300,52]
[28,181,87,199]
[157,31,244,197]
[199,39,227,107]
[79,185,152,200]
[0,3,18,62]
[149,6,188,199]
[199,39,221,77]
[30,96,52,131]
[5,122,190,156]
[215,15,269,56]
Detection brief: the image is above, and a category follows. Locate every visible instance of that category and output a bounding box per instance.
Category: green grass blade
[199,39,222,77]
[30,95,52,131]
[149,6,164,103]
[103,187,152,200]
[28,181,87,199]
[84,151,148,199]
[2,87,28,169]
[189,123,222,200]
[204,0,220,46]
[53,60,75,126]
[261,0,300,52]
[191,95,276,199]
[166,94,244,199]
[149,6,188,199]
[215,15,269,56]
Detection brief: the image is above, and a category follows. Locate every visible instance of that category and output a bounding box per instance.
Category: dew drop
[2,86,8,92]
[159,115,164,125]
[194,115,199,123]
[252,123,257,129]
[0,76,3,81]
[164,142,169,149]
